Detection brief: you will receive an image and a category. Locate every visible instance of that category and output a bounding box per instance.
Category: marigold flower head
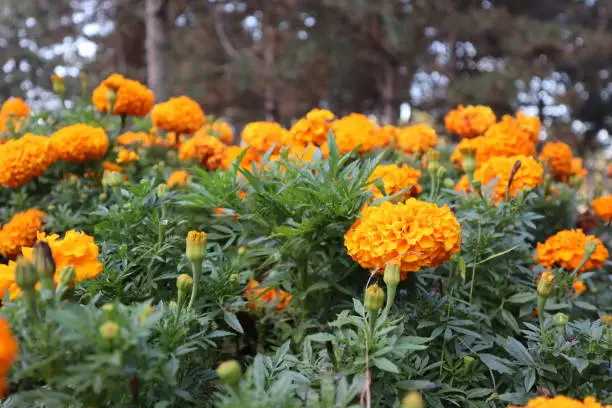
[570,158,588,180]
[344,199,461,273]
[454,175,471,195]
[116,131,167,148]
[196,120,235,144]
[396,125,438,154]
[178,135,227,170]
[220,145,260,170]
[375,125,399,148]
[244,279,292,311]
[509,395,608,408]
[476,118,536,165]
[0,134,56,188]
[167,170,191,187]
[539,141,574,180]
[92,75,154,117]
[51,124,109,162]
[0,318,18,397]
[516,111,541,142]
[451,137,484,168]
[0,97,30,132]
[368,163,422,200]
[102,161,123,173]
[151,96,205,134]
[0,209,45,259]
[536,229,608,273]
[241,121,289,153]
[473,155,543,203]
[289,108,335,146]
[444,104,496,138]
[591,195,612,222]
[573,280,587,295]
[329,113,377,154]
[116,147,139,165]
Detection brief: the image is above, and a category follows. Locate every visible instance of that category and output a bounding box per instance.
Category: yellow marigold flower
[289,108,335,146]
[116,147,139,165]
[151,96,205,134]
[444,104,496,138]
[0,318,18,397]
[473,155,543,203]
[396,124,437,154]
[375,125,399,148]
[186,231,207,262]
[92,75,154,117]
[573,280,587,295]
[536,229,608,274]
[477,117,536,164]
[0,134,56,188]
[220,145,260,170]
[516,111,541,143]
[51,124,109,162]
[344,199,461,274]
[241,121,289,153]
[451,136,485,168]
[0,209,45,259]
[368,163,422,200]
[539,141,574,180]
[509,395,608,408]
[244,279,292,311]
[167,170,191,187]
[0,97,30,132]
[196,120,235,144]
[102,161,123,173]
[179,135,227,170]
[592,195,612,222]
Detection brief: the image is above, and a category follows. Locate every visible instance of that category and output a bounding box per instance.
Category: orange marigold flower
[244,279,292,311]
[451,136,485,168]
[151,96,205,134]
[570,158,588,180]
[92,75,154,117]
[51,124,109,162]
[477,117,536,165]
[0,318,18,397]
[241,121,289,153]
[344,199,461,273]
[509,395,608,408]
[102,161,123,173]
[167,170,191,187]
[454,174,471,195]
[286,143,318,164]
[289,108,335,146]
[444,104,496,138]
[539,141,574,180]
[0,209,45,259]
[516,111,541,143]
[220,145,260,170]
[116,131,167,148]
[196,120,235,144]
[329,113,377,154]
[473,155,543,203]
[573,280,587,295]
[536,229,608,274]
[592,195,612,223]
[178,135,227,170]
[0,134,56,188]
[368,163,422,200]
[374,125,399,148]
[116,147,139,165]
[396,124,438,154]
[0,97,30,132]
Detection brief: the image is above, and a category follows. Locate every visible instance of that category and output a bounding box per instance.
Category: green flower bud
[364,284,385,311]
[139,304,154,322]
[99,193,108,201]
[15,256,38,290]
[216,360,242,385]
[177,274,193,293]
[186,231,207,263]
[553,312,569,328]
[99,321,119,340]
[383,263,401,287]
[436,166,447,179]
[402,391,425,408]
[33,242,55,280]
[229,274,239,282]
[102,303,115,314]
[102,171,122,188]
[443,178,455,189]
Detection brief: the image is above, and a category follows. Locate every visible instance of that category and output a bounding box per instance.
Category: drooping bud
[216,360,242,385]
[402,391,425,408]
[553,312,568,328]
[537,272,554,298]
[15,256,38,290]
[99,321,120,340]
[33,242,55,280]
[186,231,207,263]
[364,284,385,311]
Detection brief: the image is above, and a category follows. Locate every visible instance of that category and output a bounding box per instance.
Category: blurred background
[2,0,612,157]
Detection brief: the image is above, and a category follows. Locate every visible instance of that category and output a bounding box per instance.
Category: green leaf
[395,380,437,390]
[373,357,400,373]
[223,311,244,334]
[478,353,514,374]
[573,301,597,311]
[506,292,536,304]
[502,338,535,366]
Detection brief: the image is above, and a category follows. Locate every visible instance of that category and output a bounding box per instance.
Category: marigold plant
[178,135,227,170]
[509,395,609,408]
[289,108,335,146]
[396,124,438,154]
[477,118,536,165]
[241,121,289,153]
[472,155,543,203]
[92,74,154,117]
[244,280,292,311]
[0,318,18,397]
[51,124,109,162]
[151,96,205,134]
[536,229,608,273]
[444,104,496,138]
[196,120,235,144]
[116,147,139,165]
[0,134,57,188]
[368,163,423,200]
[375,125,399,148]
[220,146,260,170]
[0,209,45,259]
[0,97,30,132]
[591,195,611,223]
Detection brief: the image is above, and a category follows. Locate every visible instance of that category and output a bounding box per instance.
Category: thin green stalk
[537,296,547,332]
[187,261,202,309]
[368,309,378,346]
[382,284,397,319]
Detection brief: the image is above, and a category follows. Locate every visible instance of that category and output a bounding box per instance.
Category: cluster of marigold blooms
[510,395,611,408]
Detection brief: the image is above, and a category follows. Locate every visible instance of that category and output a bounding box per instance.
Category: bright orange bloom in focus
[178,135,227,170]
[477,117,536,165]
[241,121,289,153]
[116,147,139,165]
[0,134,56,188]
[0,209,45,259]
[444,104,496,138]
[220,146,260,170]
[539,141,574,180]
[244,280,291,311]
[196,120,235,144]
[396,125,437,154]
[328,113,377,154]
[344,199,461,274]
[536,229,608,274]
[573,280,587,295]
[167,170,191,187]
[473,155,543,203]
[151,96,205,134]
[289,108,335,146]
[92,74,154,117]
[0,97,30,132]
[509,395,609,408]
[368,163,422,200]
[0,318,18,397]
[51,124,109,163]
[591,195,612,223]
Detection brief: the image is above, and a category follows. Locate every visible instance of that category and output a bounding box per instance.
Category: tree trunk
[262,4,278,121]
[381,61,399,125]
[145,0,170,101]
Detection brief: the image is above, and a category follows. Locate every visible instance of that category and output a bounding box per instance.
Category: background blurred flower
[0,134,56,188]
[0,209,45,259]
[51,124,109,162]
[151,96,205,134]
[444,104,496,138]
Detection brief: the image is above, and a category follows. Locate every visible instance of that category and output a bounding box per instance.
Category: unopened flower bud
[553,312,568,328]
[229,274,239,282]
[168,301,178,313]
[402,391,425,408]
[15,256,38,290]
[383,263,401,287]
[177,274,193,293]
[139,304,154,322]
[102,303,115,314]
[186,231,207,262]
[51,75,65,98]
[58,265,75,287]
[47,204,56,212]
[99,193,108,201]
[99,321,119,340]
[537,272,554,298]
[460,147,477,174]
[106,88,117,107]
[102,171,122,188]
[443,178,455,189]
[216,360,242,385]
[427,151,441,173]
[436,166,447,179]
[33,242,55,280]
[364,284,385,311]
[157,183,169,198]
[463,356,475,375]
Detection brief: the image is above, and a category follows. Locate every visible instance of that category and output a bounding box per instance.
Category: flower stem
[368,309,378,346]
[187,261,202,309]
[382,283,397,319]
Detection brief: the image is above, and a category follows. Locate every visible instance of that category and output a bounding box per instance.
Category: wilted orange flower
[196,120,235,144]
[51,124,109,162]
[344,199,461,274]
[0,97,30,132]
[374,125,399,148]
[92,74,154,117]
[477,118,536,165]
[591,195,612,222]
[220,145,260,170]
[0,318,18,397]
[0,134,56,188]
[516,111,541,142]
[116,147,139,165]
[0,209,45,259]
[536,229,608,274]
[473,155,543,203]
[241,121,289,153]
[444,104,496,138]
[289,108,335,146]
[178,135,227,170]
[539,141,574,180]
[368,163,422,200]
[167,170,191,187]
[151,96,205,134]
[396,124,437,154]
[102,161,123,173]
[244,280,292,311]
[509,395,608,408]
[573,280,587,295]
[451,136,485,168]
[328,113,377,154]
